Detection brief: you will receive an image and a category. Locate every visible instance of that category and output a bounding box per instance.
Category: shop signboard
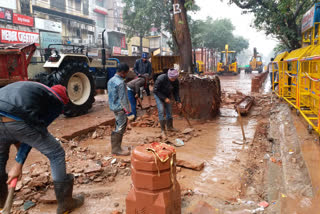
[40,31,62,49]
[0,28,39,45]
[121,49,128,55]
[0,1,16,10]
[13,13,34,27]
[0,7,12,23]
[113,46,121,55]
[35,18,62,33]
[302,5,315,33]
[143,47,149,53]
[121,36,126,49]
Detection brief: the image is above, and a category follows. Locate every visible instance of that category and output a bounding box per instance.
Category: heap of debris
[12,140,131,211]
[179,75,221,120]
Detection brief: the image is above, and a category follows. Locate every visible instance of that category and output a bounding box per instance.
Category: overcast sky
[191,0,278,58]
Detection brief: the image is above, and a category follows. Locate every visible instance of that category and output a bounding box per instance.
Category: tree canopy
[122,0,162,39]
[190,17,249,53]
[122,0,197,55]
[229,0,318,50]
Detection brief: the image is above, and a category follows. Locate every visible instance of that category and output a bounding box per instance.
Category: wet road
[18,71,265,213]
[220,71,253,94]
[220,70,271,94]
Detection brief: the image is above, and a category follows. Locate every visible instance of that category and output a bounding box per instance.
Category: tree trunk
[172,0,193,73]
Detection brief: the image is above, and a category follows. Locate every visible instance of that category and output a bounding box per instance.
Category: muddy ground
[6,71,320,214]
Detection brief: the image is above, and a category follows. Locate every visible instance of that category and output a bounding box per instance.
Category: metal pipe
[102,29,106,73]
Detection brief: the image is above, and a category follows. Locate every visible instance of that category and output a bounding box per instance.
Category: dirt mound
[179,75,221,119]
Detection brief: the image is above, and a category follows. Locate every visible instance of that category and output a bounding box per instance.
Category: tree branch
[231,0,257,9]
[293,1,307,19]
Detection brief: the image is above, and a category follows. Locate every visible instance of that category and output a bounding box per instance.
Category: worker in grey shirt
[127,74,149,119]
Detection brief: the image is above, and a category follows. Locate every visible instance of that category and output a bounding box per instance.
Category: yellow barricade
[280,46,312,109]
[299,45,320,133]
[272,51,288,96]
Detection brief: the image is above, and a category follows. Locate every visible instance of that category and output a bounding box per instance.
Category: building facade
[0,0,95,58]
[148,31,172,56]
[0,0,167,58]
[32,0,95,47]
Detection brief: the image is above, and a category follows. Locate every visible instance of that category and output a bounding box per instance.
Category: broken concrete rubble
[176,159,205,171]
[190,201,216,214]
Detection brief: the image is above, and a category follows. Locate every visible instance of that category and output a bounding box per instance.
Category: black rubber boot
[111,132,130,156]
[0,174,8,209]
[54,174,84,214]
[160,120,167,139]
[167,118,178,132]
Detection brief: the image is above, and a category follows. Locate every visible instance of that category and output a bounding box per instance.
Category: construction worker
[134,53,152,107]
[127,73,149,119]
[153,69,182,138]
[267,58,278,89]
[0,81,84,214]
[108,63,131,156]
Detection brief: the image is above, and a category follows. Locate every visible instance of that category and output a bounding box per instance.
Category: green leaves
[189,17,249,53]
[229,0,318,50]
[122,0,164,39]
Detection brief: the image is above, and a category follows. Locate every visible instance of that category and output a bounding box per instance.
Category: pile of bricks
[251,72,269,93]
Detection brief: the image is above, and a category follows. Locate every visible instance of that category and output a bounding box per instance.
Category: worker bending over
[0,81,84,214]
[153,69,182,138]
[127,74,149,120]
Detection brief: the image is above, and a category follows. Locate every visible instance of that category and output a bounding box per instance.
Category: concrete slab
[49,95,115,140]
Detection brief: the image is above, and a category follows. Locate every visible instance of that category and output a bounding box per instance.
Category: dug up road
[7,72,320,214]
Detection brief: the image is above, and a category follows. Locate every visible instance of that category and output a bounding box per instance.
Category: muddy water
[220,71,253,94]
[178,117,257,200]
[280,111,320,213]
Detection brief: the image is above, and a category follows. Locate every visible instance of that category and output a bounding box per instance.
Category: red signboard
[121,36,126,49]
[113,46,121,55]
[0,28,39,46]
[13,13,34,27]
[0,7,12,23]
[94,8,108,15]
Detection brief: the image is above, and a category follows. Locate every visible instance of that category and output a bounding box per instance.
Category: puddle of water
[220,108,238,117]
[220,72,253,94]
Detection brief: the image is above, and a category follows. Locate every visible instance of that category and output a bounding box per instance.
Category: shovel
[137,98,144,110]
[181,107,192,127]
[1,178,18,214]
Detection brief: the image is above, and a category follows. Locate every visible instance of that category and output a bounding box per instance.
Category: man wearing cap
[153,69,182,138]
[134,53,152,107]
[127,73,149,119]
[0,81,84,214]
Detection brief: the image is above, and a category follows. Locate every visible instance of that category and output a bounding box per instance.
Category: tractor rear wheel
[56,60,95,117]
[33,59,95,117]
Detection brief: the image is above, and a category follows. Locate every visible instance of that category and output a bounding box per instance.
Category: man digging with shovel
[154,69,182,138]
[127,73,150,120]
[0,82,84,214]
